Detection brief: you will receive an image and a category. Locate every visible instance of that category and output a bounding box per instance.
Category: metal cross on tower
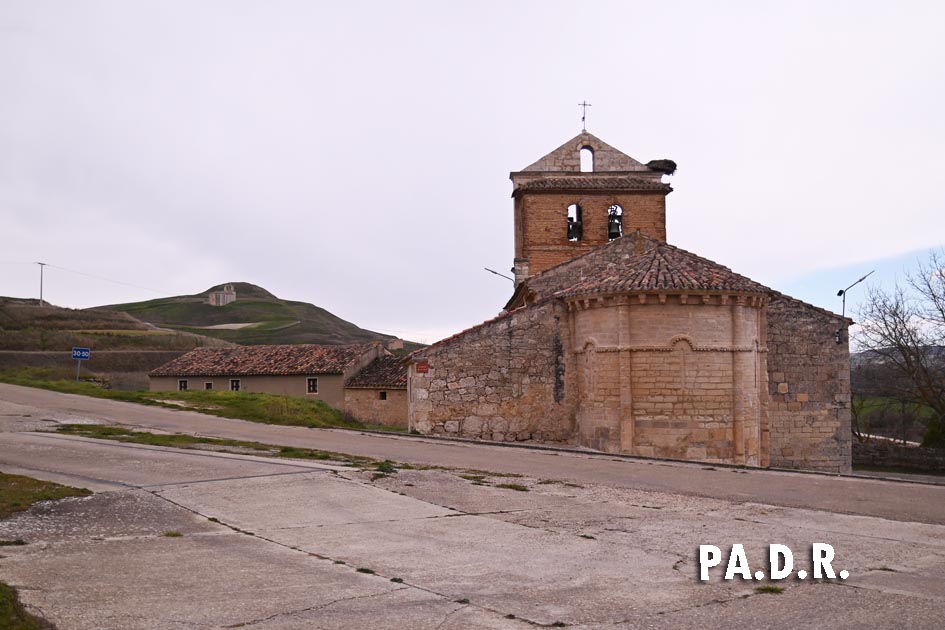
[578,101,592,131]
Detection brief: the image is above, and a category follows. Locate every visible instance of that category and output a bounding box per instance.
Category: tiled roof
[524,232,770,300]
[517,176,671,193]
[345,355,408,389]
[150,344,374,377]
[416,234,775,356]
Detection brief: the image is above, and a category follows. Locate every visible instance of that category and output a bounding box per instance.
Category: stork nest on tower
[646,159,677,175]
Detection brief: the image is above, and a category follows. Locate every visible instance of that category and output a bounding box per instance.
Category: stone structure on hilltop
[407,132,852,472]
[207,284,237,307]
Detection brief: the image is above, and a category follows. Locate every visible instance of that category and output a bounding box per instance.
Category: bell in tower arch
[567,203,583,242]
[607,204,624,241]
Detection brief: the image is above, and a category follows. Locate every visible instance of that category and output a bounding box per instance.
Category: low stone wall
[853,441,945,473]
[408,300,576,442]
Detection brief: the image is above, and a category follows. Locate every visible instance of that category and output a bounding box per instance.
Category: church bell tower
[510,131,675,285]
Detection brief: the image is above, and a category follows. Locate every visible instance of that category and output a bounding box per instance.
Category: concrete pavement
[1,383,944,524]
[2,384,945,628]
[0,430,943,628]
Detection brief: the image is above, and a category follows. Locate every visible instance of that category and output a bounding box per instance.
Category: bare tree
[849,394,869,443]
[855,250,945,447]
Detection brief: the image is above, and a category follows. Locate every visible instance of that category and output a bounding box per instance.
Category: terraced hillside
[100,282,395,346]
[0,297,222,352]
[0,297,230,389]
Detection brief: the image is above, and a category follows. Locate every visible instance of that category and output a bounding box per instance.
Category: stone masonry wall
[630,349,737,461]
[408,300,576,442]
[767,296,852,472]
[570,296,767,464]
[517,192,666,276]
[518,132,651,172]
[344,388,408,428]
[853,441,945,473]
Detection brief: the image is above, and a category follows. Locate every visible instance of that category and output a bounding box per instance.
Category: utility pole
[36,262,47,306]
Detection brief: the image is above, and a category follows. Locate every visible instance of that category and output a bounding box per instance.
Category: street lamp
[484,267,514,282]
[835,270,875,344]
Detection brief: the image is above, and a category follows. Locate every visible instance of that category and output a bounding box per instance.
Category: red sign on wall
[415,361,429,374]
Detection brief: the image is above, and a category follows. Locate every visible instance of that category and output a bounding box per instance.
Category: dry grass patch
[0,472,91,520]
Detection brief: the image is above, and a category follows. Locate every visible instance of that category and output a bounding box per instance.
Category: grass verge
[0,472,91,521]
[0,472,89,628]
[852,464,945,477]
[0,582,55,629]
[54,424,374,467]
[0,368,403,433]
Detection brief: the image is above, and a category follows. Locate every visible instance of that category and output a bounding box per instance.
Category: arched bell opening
[580,147,594,172]
[567,203,583,242]
[607,204,624,241]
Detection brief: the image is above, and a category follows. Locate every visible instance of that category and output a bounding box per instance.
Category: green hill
[99,282,396,346]
[0,296,223,352]
[0,296,228,388]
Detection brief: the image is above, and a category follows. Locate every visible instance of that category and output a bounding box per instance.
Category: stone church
[408,132,852,472]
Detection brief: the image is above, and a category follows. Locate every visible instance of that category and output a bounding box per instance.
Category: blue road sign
[72,347,91,360]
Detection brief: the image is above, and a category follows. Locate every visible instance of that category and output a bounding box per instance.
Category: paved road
[0,430,343,491]
[2,385,945,629]
[2,383,943,525]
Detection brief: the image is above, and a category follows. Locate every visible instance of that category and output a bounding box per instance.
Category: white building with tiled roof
[150,343,386,408]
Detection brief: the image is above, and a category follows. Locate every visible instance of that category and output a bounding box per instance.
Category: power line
[32,262,171,296]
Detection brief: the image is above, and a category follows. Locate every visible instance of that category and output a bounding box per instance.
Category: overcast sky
[2,1,943,342]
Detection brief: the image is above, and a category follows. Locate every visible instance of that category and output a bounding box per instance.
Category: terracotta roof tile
[517,176,670,193]
[524,232,770,300]
[150,344,374,377]
[345,355,408,389]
